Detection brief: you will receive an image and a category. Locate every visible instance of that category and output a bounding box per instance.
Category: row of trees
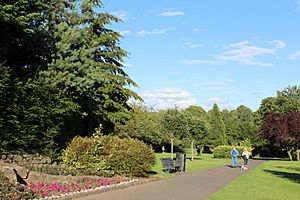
[114,103,259,159]
[0,0,139,153]
[115,86,300,161]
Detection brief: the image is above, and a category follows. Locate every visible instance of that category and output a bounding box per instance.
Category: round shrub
[61,135,156,176]
[213,145,253,158]
[97,136,156,176]
[61,136,107,171]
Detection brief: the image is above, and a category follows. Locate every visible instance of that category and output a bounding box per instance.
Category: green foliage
[161,108,190,140]
[40,0,141,134]
[257,86,300,125]
[62,135,156,176]
[206,104,226,147]
[61,136,106,171]
[0,65,78,152]
[0,0,51,76]
[0,0,141,154]
[98,136,156,176]
[115,104,164,147]
[213,145,253,158]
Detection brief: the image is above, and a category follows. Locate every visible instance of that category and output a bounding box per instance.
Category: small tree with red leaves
[261,112,300,161]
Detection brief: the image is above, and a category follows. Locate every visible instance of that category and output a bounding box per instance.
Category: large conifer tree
[206,103,226,147]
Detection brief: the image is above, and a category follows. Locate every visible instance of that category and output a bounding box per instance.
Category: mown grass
[151,152,229,177]
[208,159,300,200]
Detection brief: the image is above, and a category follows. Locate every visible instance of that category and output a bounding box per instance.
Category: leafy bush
[61,135,156,176]
[61,136,107,172]
[98,136,156,176]
[213,145,253,158]
[0,171,35,199]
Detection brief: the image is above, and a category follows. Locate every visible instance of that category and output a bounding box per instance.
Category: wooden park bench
[160,158,179,173]
[160,153,186,173]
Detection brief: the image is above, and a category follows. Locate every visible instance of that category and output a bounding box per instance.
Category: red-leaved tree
[261,112,300,161]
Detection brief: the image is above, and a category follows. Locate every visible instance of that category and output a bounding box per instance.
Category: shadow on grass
[276,166,300,173]
[263,169,300,184]
[252,157,288,161]
[146,171,158,175]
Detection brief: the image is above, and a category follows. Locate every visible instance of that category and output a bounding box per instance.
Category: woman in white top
[241,148,250,170]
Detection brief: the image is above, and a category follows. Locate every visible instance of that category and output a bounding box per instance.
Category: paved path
[75,159,264,200]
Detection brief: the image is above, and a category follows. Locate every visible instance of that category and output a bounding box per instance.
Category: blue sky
[102,0,300,111]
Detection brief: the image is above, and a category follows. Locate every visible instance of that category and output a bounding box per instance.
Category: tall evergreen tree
[40,0,140,135]
[221,109,238,145]
[206,103,226,147]
[0,0,140,153]
[236,105,256,144]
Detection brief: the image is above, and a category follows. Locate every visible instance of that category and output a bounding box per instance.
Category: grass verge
[151,152,229,178]
[208,159,300,200]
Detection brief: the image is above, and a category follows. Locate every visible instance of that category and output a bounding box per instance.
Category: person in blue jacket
[230,148,239,168]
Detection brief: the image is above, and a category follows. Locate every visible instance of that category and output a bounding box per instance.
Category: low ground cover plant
[27,176,133,199]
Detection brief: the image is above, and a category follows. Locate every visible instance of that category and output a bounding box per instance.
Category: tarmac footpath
[74,159,264,200]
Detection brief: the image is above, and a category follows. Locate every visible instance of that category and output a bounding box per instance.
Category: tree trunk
[171,138,174,160]
[287,149,293,161]
[297,149,300,161]
[191,140,194,161]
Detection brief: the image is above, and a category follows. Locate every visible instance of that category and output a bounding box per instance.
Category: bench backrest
[160,158,174,168]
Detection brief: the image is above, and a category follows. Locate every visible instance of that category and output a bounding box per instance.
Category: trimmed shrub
[61,136,107,171]
[61,135,156,176]
[98,136,156,176]
[213,145,253,158]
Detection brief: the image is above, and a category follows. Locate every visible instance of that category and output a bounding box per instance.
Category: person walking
[241,148,250,170]
[230,148,239,168]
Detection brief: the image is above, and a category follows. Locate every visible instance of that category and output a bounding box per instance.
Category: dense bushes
[62,135,156,176]
[213,145,253,158]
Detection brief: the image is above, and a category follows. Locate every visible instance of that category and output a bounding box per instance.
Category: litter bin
[175,153,186,172]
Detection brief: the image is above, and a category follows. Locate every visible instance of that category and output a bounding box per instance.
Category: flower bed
[27,177,137,199]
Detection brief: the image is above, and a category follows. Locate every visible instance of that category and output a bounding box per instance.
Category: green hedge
[213,145,253,158]
[62,135,156,176]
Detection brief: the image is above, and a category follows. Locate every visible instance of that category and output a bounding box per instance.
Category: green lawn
[208,159,300,200]
[151,152,229,177]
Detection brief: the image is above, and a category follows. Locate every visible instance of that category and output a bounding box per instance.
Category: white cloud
[136,28,170,36]
[183,42,203,49]
[111,11,129,21]
[141,88,197,110]
[204,97,234,110]
[157,9,184,16]
[288,50,300,60]
[200,79,235,90]
[218,41,276,67]
[192,28,204,32]
[180,59,217,65]
[268,40,286,49]
[119,30,131,36]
